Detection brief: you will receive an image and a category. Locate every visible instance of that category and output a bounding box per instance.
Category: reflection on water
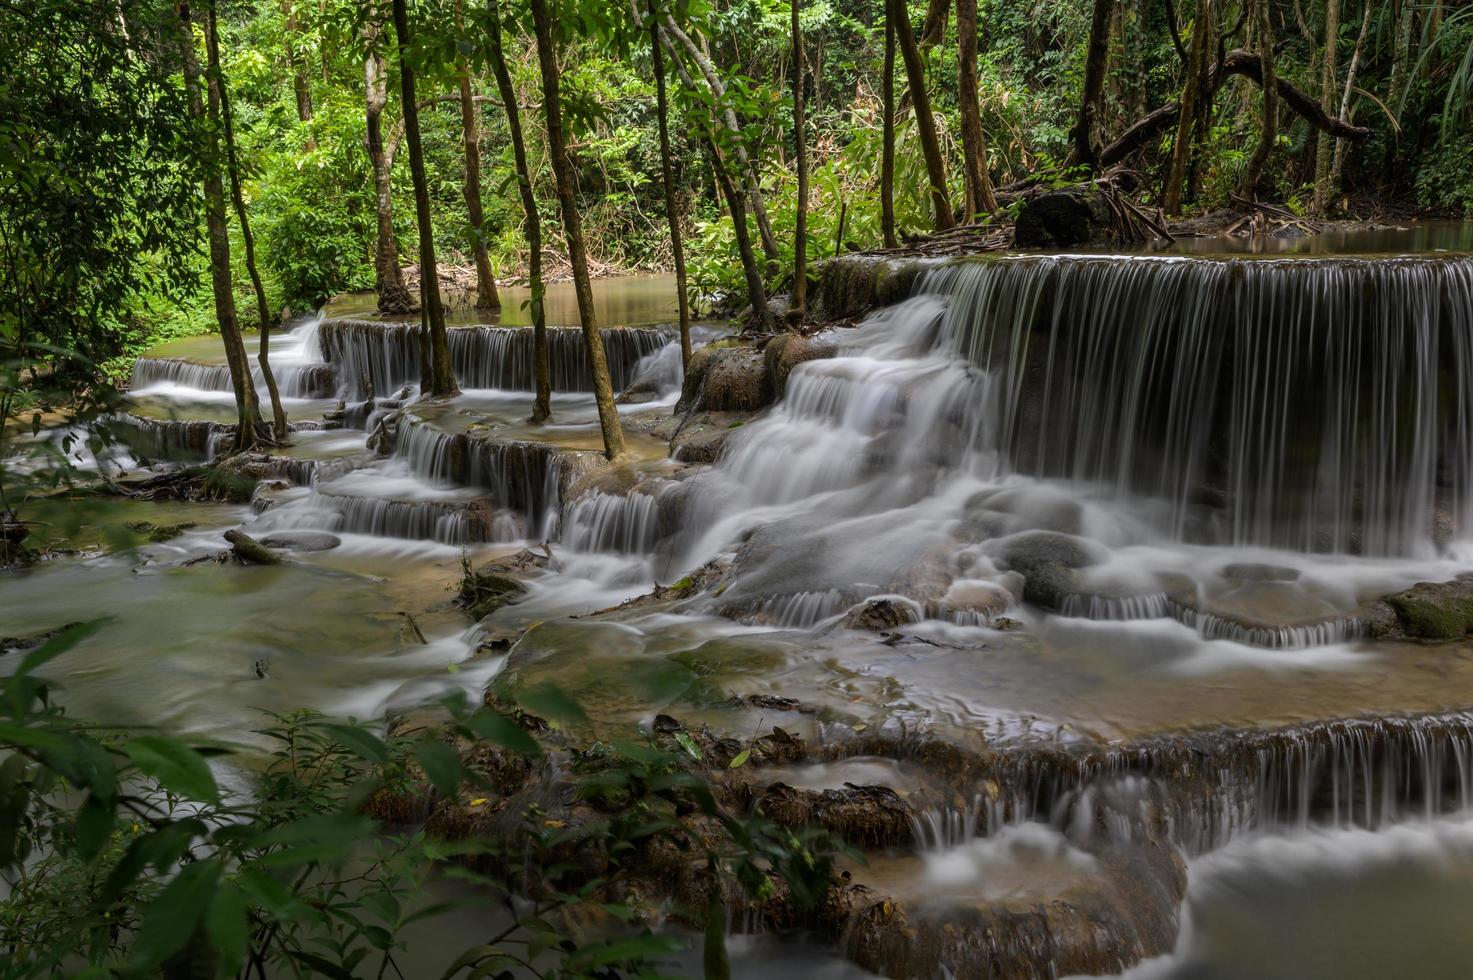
[325,273,684,328]
[1142,218,1473,256]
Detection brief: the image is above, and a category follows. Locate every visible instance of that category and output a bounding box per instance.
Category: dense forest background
[4,0,1473,381]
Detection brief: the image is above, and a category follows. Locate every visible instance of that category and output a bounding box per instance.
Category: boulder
[1367,577,1473,641]
[764,331,838,399]
[996,531,1108,610]
[839,597,921,632]
[1014,187,1114,248]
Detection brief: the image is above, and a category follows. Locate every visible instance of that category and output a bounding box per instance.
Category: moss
[1387,590,1473,641]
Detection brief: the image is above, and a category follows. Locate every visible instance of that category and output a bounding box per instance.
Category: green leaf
[207,881,250,976]
[74,793,114,861]
[414,739,462,798]
[318,723,389,764]
[16,619,104,678]
[728,748,751,769]
[287,951,359,980]
[125,736,220,803]
[460,711,541,756]
[515,684,589,726]
[673,731,702,761]
[129,858,221,970]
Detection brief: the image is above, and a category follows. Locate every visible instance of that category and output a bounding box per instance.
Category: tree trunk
[790,0,808,326]
[208,3,288,443]
[456,0,499,313]
[955,0,997,217]
[920,0,949,48]
[651,21,692,368]
[178,1,262,453]
[1312,0,1341,214]
[280,0,315,149]
[1238,0,1277,199]
[657,13,780,267]
[640,1,770,327]
[1071,0,1113,170]
[364,5,415,314]
[881,0,897,247]
[1329,0,1373,194]
[889,0,953,231]
[488,0,550,421]
[390,0,457,397]
[1163,0,1212,214]
[529,0,625,460]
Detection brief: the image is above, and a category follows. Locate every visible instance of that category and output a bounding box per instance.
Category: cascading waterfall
[318,318,670,399]
[932,255,1473,556]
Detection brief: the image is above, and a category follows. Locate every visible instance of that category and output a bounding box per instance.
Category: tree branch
[1100,47,1372,166]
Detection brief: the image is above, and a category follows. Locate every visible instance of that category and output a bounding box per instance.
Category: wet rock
[1221,562,1301,583]
[460,568,530,620]
[936,580,1016,623]
[995,531,1106,609]
[764,331,838,399]
[808,255,927,321]
[1368,577,1473,641]
[1014,186,1114,248]
[668,411,753,463]
[0,622,83,656]
[677,345,772,414]
[839,597,921,632]
[257,531,342,552]
[758,782,914,847]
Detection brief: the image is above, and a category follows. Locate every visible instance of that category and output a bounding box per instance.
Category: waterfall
[930,255,1473,556]
[318,318,670,399]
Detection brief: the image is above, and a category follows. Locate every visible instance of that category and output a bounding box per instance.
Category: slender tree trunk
[281,0,316,148]
[1387,0,1414,115]
[638,1,770,326]
[1071,0,1113,170]
[955,0,997,217]
[208,3,288,442]
[881,0,897,247]
[790,0,808,325]
[1163,0,1212,214]
[920,0,949,47]
[651,21,692,368]
[1238,0,1277,199]
[488,0,550,421]
[1312,0,1341,214]
[1329,0,1373,193]
[364,6,415,314]
[529,0,624,460]
[889,0,954,231]
[178,1,262,452]
[657,14,781,266]
[390,0,457,397]
[456,0,499,313]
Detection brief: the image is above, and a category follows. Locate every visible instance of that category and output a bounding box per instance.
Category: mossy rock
[1382,580,1473,641]
[461,571,527,620]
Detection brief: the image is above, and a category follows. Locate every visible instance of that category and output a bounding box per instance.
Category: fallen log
[223,529,282,565]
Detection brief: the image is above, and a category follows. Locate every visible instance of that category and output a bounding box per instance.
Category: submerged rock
[125,520,198,543]
[257,531,342,552]
[995,531,1107,609]
[839,597,921,632]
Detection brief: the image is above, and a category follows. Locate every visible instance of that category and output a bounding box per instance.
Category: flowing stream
[10,245,1473,975]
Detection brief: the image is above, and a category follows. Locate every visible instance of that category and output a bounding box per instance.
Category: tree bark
[1312,0,1341,214]
[790,0,807,325]
[1163,0,1212,214]
[1071,0,1113,170]
[177,1,262,453]
[208,3,288,442]
[651,20,692,368]
[881,0,897,247]
[390,0,457,397]
[488,0,550,421]
[280,0,315,148]
[1329,0,1372,194]
[920,0,949,48]
[530,0,625,460]
[364,5,415,314]
[889,0,953,231]
[456,0,499,313]
[1238,0,1277,199]
[955,0,997,216]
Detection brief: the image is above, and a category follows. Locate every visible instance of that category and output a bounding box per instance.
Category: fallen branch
[223,529,282,565]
